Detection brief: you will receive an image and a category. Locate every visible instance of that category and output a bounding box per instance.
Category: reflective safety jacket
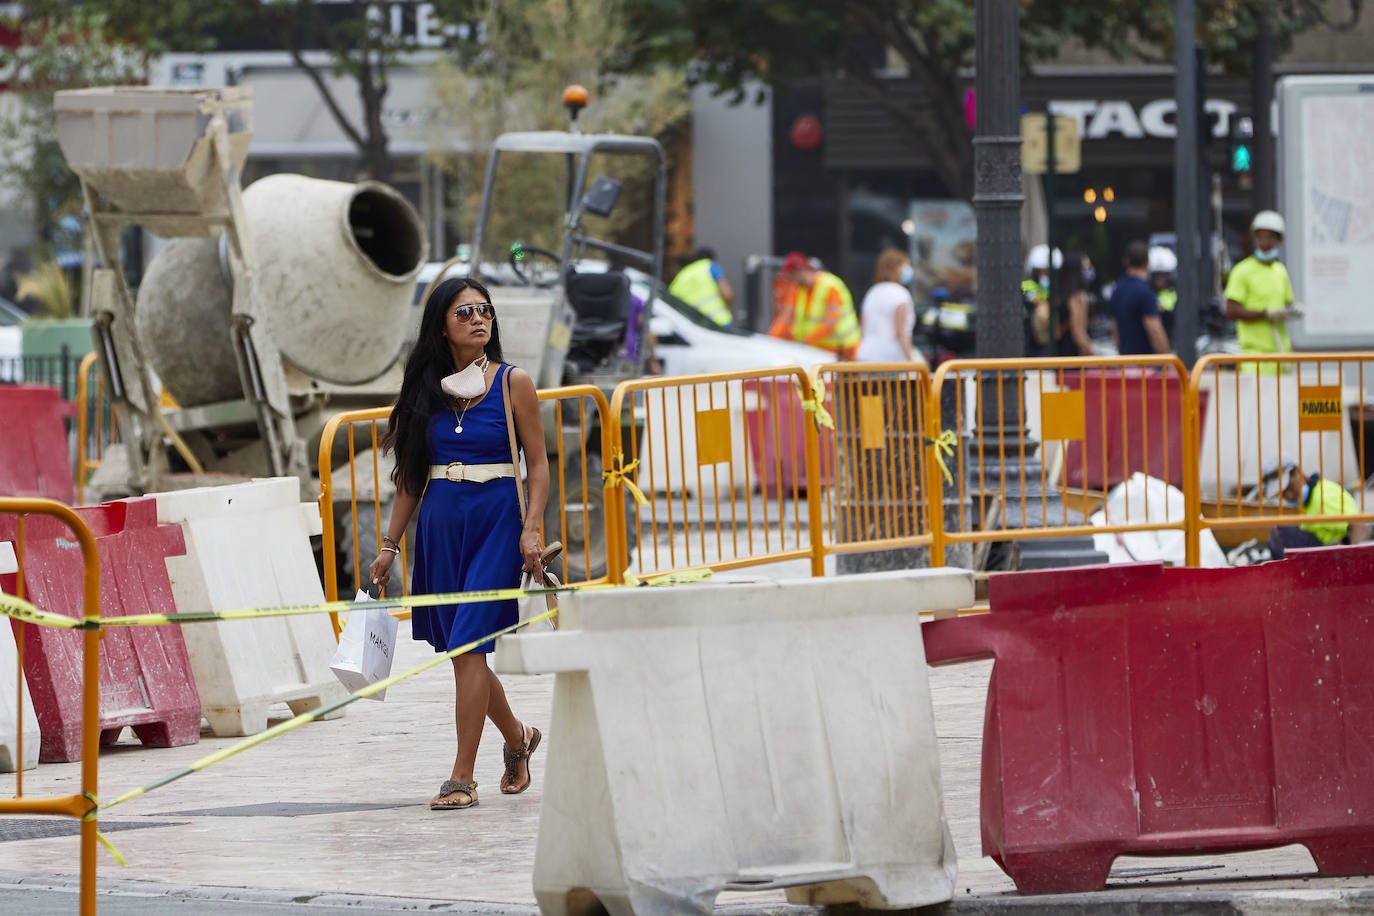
[1300,475,1359,545]
[789,271,860,356]
[668,259,732,327]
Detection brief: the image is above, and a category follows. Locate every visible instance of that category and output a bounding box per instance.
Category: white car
[412,261,833,378]
[637,277,834,377]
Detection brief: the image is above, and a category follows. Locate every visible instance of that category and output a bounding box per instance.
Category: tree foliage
[428,0,691,256]
[621,0,1363,200]
[24,0,447,183]
[0,10,142,255]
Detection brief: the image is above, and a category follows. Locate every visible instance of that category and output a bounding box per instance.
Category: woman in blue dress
[369,277,550,811]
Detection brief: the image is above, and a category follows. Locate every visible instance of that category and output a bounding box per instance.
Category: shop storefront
[775,68,1271,303]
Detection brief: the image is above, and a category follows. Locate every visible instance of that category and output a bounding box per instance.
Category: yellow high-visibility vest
[668,259,731,327]
[1301,478,1359,545]
[792,271,860,350]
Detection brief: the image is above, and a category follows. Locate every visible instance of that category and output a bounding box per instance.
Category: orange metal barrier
[74,353,116,506]
[605,366,824,583]
[0,499,102,916]
[817,362,934,557]
[927,356,1199,567]
[1190,352,1374,554]
[317,386,615,631]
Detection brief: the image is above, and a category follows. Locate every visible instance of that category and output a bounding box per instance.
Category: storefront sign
[1047,98,1238,141]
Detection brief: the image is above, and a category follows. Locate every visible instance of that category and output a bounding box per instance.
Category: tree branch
[286,42,368,152]
[840,45,971,198]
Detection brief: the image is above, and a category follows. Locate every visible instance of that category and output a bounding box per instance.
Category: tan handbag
[503,366,561,626]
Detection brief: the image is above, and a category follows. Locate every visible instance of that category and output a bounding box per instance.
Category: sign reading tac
[1047,98,1239,141]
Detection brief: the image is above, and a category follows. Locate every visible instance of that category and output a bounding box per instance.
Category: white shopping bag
[329,589,400,701]
[518,571,559,633]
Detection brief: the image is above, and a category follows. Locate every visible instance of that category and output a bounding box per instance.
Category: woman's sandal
[430,780,478,810]
[500,723,542,795]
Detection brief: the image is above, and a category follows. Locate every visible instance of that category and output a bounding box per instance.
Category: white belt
[428,462,517,483]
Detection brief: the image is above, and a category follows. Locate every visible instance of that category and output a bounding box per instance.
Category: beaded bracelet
[382,535,400,549]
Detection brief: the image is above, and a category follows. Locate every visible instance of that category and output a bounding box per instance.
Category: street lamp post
[973,0,1024,361]
[965,0,1105,568]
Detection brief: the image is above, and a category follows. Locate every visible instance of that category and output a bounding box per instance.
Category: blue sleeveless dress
[411,363,524,654]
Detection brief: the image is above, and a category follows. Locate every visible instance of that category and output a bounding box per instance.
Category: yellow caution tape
[81,793,126,866]
[796,375,834,430]
[98,604,560,824]
[924,429,959,486]
[602,449,650,506]
[0,582,581,630]
[0,594,85,629]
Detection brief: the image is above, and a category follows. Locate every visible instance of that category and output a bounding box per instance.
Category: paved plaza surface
[3,563,1374,914]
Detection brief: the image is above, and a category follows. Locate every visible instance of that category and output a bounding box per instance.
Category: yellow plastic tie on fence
[796,375,834,430]
[81,793,126,866]
[602,450,650,506]
[644,567,714,586]
[924,429,959,486]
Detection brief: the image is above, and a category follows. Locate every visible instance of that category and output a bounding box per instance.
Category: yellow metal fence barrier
[605,366,824,583]
[927,356,1199,567]
[318,352,1374,600]
[1191,352,1374,554]
[0,499,102,916]
[817,362,934,558]
[317,386,616,628]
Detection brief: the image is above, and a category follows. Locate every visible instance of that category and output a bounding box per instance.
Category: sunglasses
[452,302,495,321]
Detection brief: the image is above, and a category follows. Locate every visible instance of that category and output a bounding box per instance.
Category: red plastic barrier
[13,497,201,762]
[0,384,75,503]
[1059,369,1205,491]
[923,545,1374,894]
[743,378,834,493]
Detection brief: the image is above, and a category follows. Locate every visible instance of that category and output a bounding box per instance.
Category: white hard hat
[1024,244,1063,273]
[1251,210,1285,236]
[1148,246,1178,274]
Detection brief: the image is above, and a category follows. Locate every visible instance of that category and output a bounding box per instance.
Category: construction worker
[1265,457,1371,559]
[1148,245,1179,341]
[1021,244,1060,356]
[768,251,861,359]
[668,246,734,328]
[1224,210,1303,374]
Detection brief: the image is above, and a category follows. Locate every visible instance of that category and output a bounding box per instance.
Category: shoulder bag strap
[502,364,527,519]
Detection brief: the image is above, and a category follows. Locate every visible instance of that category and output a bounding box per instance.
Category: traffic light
[1229,114,1254,174]
[1194,45,1221,156]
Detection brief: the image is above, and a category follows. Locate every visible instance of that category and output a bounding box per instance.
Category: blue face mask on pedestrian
[1255,247,1280,263]
[900,265,914,286]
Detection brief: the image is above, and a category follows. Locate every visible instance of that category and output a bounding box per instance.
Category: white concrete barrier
[495,568,970,915]
[0,541,40,772]
[153,478,347,736]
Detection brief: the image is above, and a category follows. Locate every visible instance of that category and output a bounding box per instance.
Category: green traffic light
[1233,144,1252,173]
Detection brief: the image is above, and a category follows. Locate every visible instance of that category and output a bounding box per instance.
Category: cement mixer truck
[55,86,658,581]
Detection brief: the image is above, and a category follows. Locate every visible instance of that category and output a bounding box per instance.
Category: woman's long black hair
[383,276,503,496]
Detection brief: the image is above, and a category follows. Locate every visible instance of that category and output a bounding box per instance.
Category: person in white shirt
[857,248,926,366]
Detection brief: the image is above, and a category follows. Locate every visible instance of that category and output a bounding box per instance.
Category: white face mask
[441,355,489,400]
